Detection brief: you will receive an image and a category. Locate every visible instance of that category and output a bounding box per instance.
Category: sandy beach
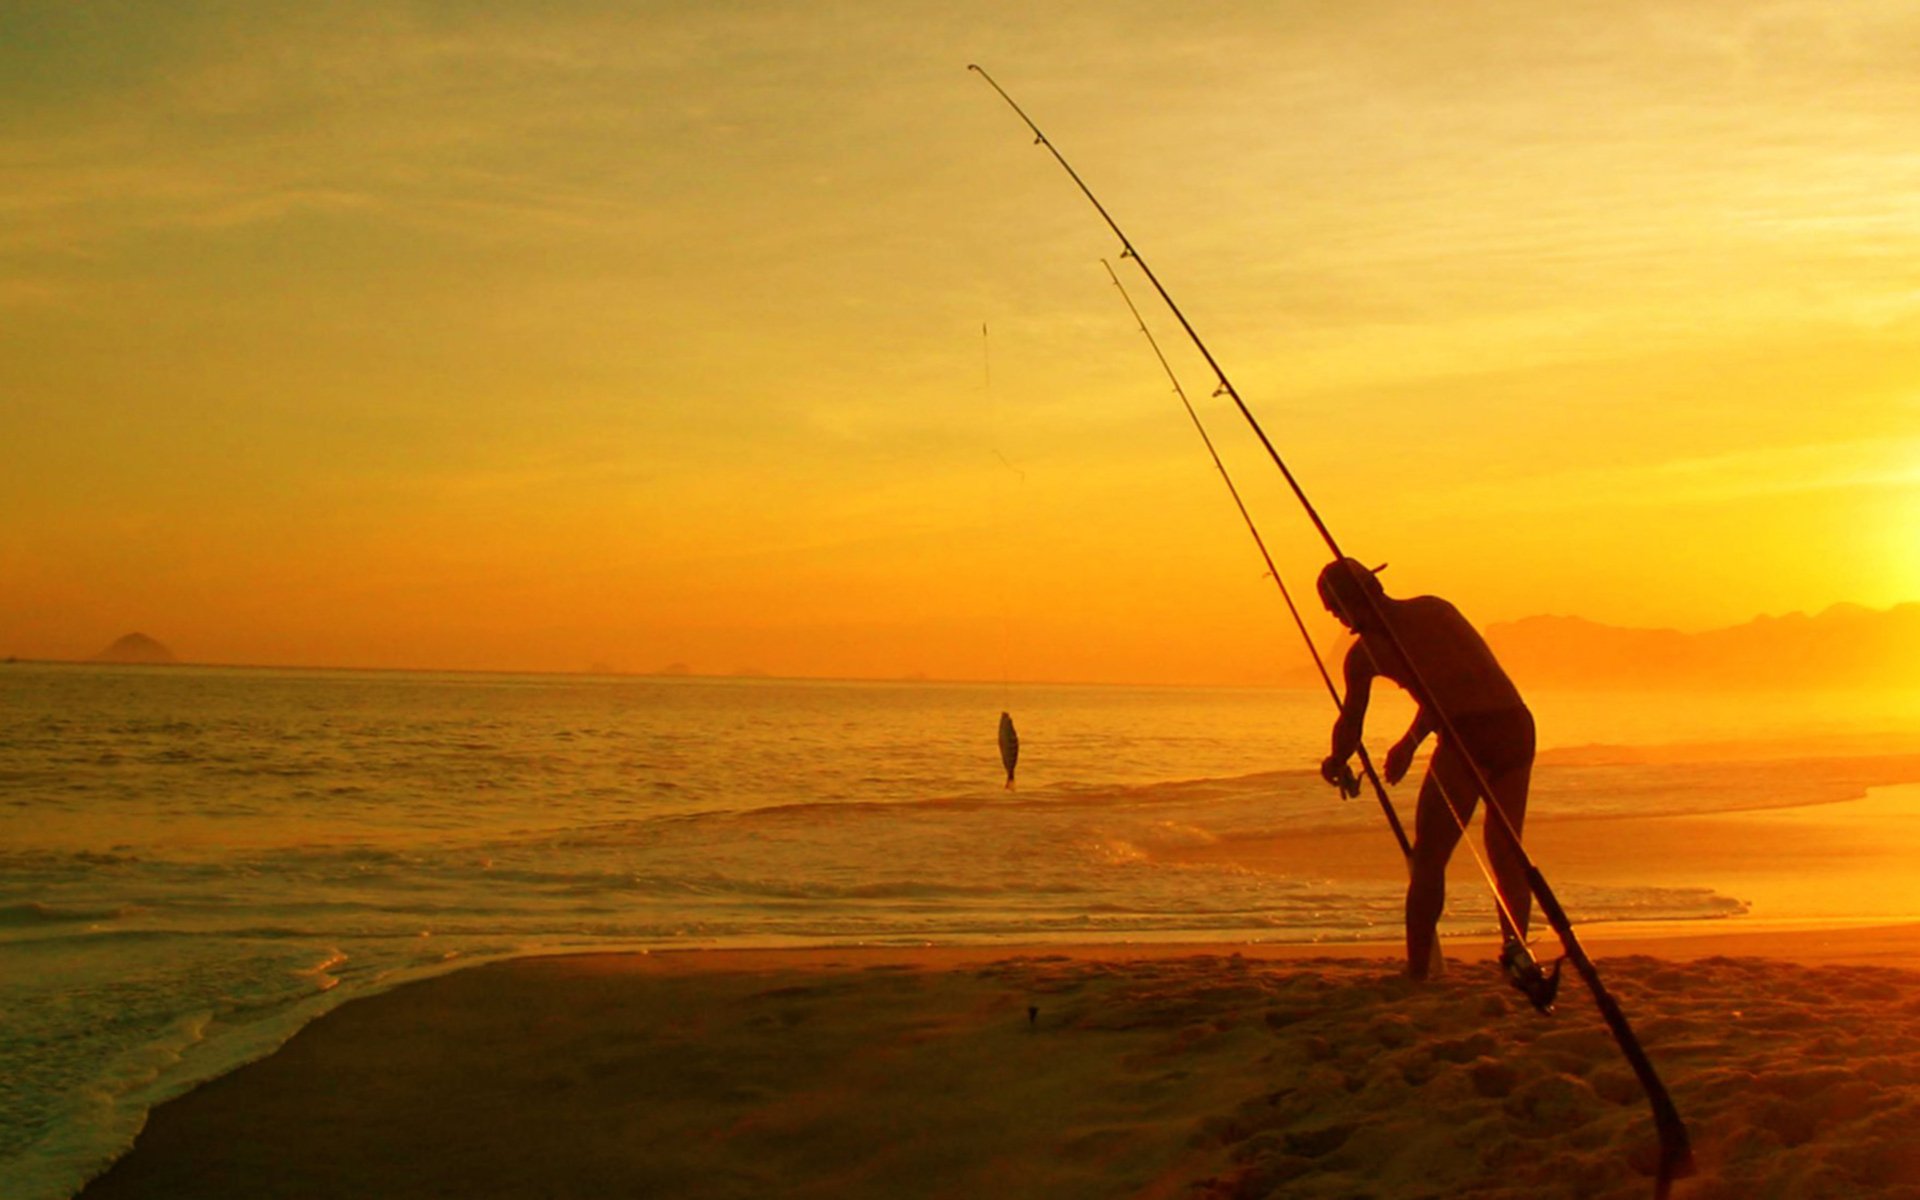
[76,795,1920,1200]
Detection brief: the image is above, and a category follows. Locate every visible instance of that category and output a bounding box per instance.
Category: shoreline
[499,911,1920,975]
[51,780,1920,1198]
[49,776,1920,1198]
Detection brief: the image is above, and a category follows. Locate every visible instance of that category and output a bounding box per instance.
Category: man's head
[1316,558,1386,630]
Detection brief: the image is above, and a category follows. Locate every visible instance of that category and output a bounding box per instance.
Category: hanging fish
[998,711,1019,790]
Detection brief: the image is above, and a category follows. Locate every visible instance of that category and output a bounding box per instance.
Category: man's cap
[1316,557,1387,617]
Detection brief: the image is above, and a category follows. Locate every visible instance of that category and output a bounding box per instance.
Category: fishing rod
[1103,258,1544,991]
[972,64,1694,1195]
[1099,259,1410,861]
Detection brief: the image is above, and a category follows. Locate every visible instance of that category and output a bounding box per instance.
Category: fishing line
[987,322,1008,706]
[974,64,1692,1195]
[985,320,1023,788]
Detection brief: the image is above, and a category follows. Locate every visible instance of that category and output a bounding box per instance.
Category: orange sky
[3,2,1916,683]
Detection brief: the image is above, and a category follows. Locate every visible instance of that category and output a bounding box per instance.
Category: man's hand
[1320,754,1361,798]
[1384,739,1416,786]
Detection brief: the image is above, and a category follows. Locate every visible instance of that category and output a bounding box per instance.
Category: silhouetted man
[1315,558,1534,980]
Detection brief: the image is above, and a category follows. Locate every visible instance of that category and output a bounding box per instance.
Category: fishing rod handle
[1531,868,1695,1187]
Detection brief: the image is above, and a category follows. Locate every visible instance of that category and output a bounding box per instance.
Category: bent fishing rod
[972,64,1694,1194]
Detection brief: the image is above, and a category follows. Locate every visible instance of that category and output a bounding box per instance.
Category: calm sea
[3,663,1918,1199]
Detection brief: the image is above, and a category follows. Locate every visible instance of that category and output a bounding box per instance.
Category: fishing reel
[1319,755,1362,799]
[1500,938,1564,1015]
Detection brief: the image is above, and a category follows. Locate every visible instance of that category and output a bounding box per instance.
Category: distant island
[90,632,178,665]
[1483,602,1920,691]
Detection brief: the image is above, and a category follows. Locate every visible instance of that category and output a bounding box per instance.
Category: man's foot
[1413,940,1443,979]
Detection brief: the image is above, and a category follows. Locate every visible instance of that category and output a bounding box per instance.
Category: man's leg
[1406,745,1476,979]
[1482,760,1534,942]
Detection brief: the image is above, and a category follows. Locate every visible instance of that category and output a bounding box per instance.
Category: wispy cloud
[1445,436,1920,515]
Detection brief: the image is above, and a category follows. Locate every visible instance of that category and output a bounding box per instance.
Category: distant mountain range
[28,607,1919,688]
[1482,602,1920,690]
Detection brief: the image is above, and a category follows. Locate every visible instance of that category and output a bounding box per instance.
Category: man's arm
[1331,646,1374,759]
[1384,708,1433,785]
[1322,649,1373,793]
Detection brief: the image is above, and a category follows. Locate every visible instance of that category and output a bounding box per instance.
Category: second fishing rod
[970,64,1694,1196]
